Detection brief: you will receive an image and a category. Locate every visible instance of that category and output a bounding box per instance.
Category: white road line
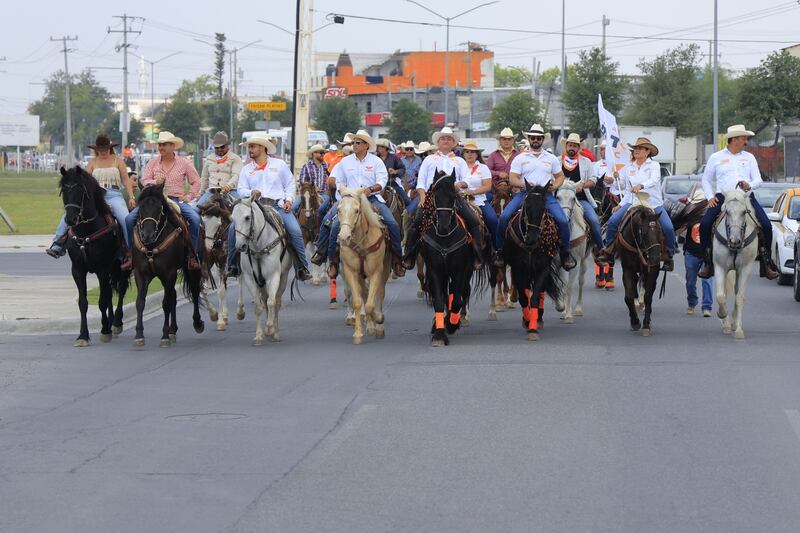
[784,409,800,440]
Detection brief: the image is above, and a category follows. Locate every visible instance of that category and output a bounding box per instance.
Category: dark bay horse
[131,184,205,347]
[596,183,619,289]
[490,178,515,310]
[297,181,325,284]
[503,183,563,341]
[58,166,129,347]
[421,170,475,346]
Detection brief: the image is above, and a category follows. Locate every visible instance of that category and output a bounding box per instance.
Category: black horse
[421,170,476,347]
[58,166,129,347]
[131,184,205,347]
[503,183,563,341]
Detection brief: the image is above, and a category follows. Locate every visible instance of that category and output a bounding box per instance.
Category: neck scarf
[562,154,578,172]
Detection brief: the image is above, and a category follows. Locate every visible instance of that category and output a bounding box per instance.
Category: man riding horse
[697,124,779,280]
[198,131,243,207]
[559,132,603,255]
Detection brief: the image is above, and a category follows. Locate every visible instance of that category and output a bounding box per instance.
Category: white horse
[712,189,759,339]
[554,181,591,323]
[231,198,292,346]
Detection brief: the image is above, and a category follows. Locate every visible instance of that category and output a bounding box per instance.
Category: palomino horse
[131,184,205,347]
[711,189,760,339]
[232,198,292,346]
[58,166,129,347]
[555,181,592,323]
[337,186,392,344]
[503,183,563,341]
[198,192,245,331]
[297,181,326,285]
[491,178,515,311]
[613,194,665,337]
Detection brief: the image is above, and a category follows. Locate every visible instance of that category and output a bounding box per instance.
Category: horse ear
[525,181,532,192]
[449,169,457,180]
[60,166,67,176]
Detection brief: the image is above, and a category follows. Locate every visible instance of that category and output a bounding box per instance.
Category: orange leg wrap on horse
[448,293,454,311]
[528,308,539,330]
[435,312,445,329]
[522,307,531,322]
[330,279,337,299]
[595,263,601,276]
[539,293,545,309]
[449,312,461,325]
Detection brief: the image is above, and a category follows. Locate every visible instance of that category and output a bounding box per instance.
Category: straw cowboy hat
[155,131,184,149]
[523,123,546,137]
[212,131,230,147]
[337,132,355,145]
[87,133,119,151]
[461,140,484,153]
[400,140,416,150]
[594,140,607,149]
[239,133,277,155]
[432,126,460,144]
[496,127,516,140]
[416,141,433,154]
[559,132,584,147]
[375,138,392,149]
[342,145,354,155]
[725,124,755,140]
[351,129,377,152]
[307,144,326,158]
[627,137,659,157]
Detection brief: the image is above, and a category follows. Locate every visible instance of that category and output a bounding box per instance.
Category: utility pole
[109,14,142,149]
[601,15,610,55]
[712,0,719,145]
[560,0,566,143]
[50,35,77,167]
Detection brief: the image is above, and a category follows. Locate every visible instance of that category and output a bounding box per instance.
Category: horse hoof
[352,336,364,345]
[574,310,584,317]
[734,330,745,340]
[252,338,263,346]
[462,317,470,327]
[564,317,574,324]
[367,326,376,336]
[554,303,565,313]
[209,311,219,322]
[345,317,355,326]
[431,338,447,347]
[133,338,145,347]
[100,333,113,343]
[112,325,123,337]
[722,326,732,335]
[488,312,497,321]
[194,322,205,334]
[73,338,90,348]
[527,331,540,341]
[641,329,651,337]
[223,317,229,325]
[159,339,171,348]
[630,323,641,331]
[416,290,425,299]
[270,335,281,342]
[216,323,227,331]
[237,311,246,321]
[375,329,385,339]
[329,301,339,310]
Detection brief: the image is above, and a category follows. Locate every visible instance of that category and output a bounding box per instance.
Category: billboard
[323,87,347,99]
[0,115,40,146]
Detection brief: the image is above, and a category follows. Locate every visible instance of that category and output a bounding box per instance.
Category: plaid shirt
[142,155,201,200]
[299,160,329,191]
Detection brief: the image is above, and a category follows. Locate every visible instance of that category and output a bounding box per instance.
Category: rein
[133,203,183,272]
[713,197,759,253]
[339,193,386,278]
[238,200,286,288]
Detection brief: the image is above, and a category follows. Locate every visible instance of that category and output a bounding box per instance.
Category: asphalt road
[1,258,800,532]
[0,252,72,276]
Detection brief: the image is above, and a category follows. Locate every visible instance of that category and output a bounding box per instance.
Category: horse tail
[542,257,565,304]
[182,264,205,308]
[115,267,130,298]
[471,261,490,296]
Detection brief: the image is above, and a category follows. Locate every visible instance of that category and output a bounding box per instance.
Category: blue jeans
[699,192,772,252]
[388,181,411,206]
[226,203,309,270]
[579,199,603,247]
[325,196,403,259]
[604,203,676,256]
[496,191,571,254]
[53,189,130,249]
[126,198,201,251]
[197,189,239,207]
[684,251,713,309]
[314,201,338,261]
[480,203,498,247]
[292,193,330,217]
[406,195,420,215]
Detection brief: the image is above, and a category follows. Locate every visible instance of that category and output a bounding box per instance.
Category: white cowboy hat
[523,124,546,137]
[725,124,755,140]
[156,131,184,149]
[239,133,277,155]
[400,140,416,150]
[337,132,354,145]
[627,137,659,157]
[328,143,337,150]
[496,127,516,140]
[461,141,484,153]
[351,129,377,152]
[416,141,434,154]
[594,140,607,149]
[432,126,460,144]
[559,132,584,146]
[342,145,354,155]
[375,138,392,149]
[307,144,326,158]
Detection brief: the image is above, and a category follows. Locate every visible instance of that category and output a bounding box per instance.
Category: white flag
[597,94,626,195]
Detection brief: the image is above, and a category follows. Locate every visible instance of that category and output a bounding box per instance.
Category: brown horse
[382,185,405,281]
[597,186,620,289]
[490,179,515,311]
[297,181,325,284]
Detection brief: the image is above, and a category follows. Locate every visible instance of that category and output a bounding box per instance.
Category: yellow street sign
[247,101,287,112]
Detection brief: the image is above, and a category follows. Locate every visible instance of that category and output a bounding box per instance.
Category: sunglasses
[405,148,415,151]
[314,151,325,155]
[353,140,366,145]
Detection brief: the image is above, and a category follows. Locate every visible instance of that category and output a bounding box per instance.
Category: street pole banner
[597,94,626,196]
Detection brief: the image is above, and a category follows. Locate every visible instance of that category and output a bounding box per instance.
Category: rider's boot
[225,251,240,278]
[595,246,614,265]
[45,235,68,259]
[296,264,312,282]
[402,224,420,270]
[392,254,406,278]
[759,245,780,280]
[492,248,505,268]
[310,249,327,266]
[328,251,339,279]
[661,256,674,271]
[698,248,714,279]
[561,251,577,271]
[120,249,133,271]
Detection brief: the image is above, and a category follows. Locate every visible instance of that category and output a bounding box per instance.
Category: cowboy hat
[87,133,119,151]
[496,127,516,140]
[212,131,230,147]
[725,124,755,140]
[461,140,484,152]
[156,131,184,149]
[416,141,434,154]
[337,132,354,145]
[239,133,277,155]
[594,140,607,149]
[307,144,326,158]
[523,123,546,137]
[559,132,583,146]
[401,140,416,150]
[432,126,460,144]
[328,143,337,151]
[375,138,392,149]
[351,129,377,152]
[627,137,659,157]
[342,145,354,155]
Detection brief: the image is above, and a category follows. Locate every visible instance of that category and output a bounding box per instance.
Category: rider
[293,144,330,217]
[596,137,675,271]
[46,133,135,259]
[485,127,520,200]
[400,141,422,214]
[125,131,203,270]
[698,124,779,279]
[198,131,242,206]
[493,124,575,271]
[375,138,410,207]
[401,127,485,271]
[560,133,603,252]
[225,133,312,281]
[458,141,497,244]
[309,130,406,278]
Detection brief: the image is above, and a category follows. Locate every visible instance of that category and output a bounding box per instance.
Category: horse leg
[717,266,729,321]
[72,267,91,347]
[416,255,426,299]
[574,250,586,317]
[622,267,641,331]
[488,278,497,321]
[236,278,246,320]
[112,274,126,336]
[160,275,176,347]
[641,272,657,337]
[216,267,228,331]
[133,272,149,346]
[242,274,264,346]
[365,268,385,339]
[98,275,113,342]
[732,261,753,339]
[343,268,365,344]
[190,268,204,334]
[265,278,280,341]
[445,275,465,336]
[429,272,448,347]
[560,267,572,322]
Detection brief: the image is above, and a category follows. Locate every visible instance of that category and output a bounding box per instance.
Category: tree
[158,99,205,144]
[494,64,531,88]
[539,66,561,86]
[213,33,227,99]
[103,112,145,146]
[313,98,361,146]
[624,44,704,136]
[384,98,433,143]
[562,48,627,136]
[697,66,741,140]
[489,90,544,138]
[172,75,216,103]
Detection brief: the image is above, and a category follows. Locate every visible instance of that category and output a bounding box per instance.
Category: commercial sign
[365,112,391,127]
[323,87,347,98]
[246,101,288,112]
[0,115,40,146]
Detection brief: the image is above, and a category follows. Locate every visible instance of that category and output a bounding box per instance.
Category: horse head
[231,197,262,253]
[521,182,549,247]
[431,169,458,236]
[337,185,377,245]
[555,180,582,221]
[136,183,169,245]
[720,188,752,250]
[630,206,663,268]
[299,181,319,214]
[59,165,106,226]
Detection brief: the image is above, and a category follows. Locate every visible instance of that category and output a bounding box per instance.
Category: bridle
[62,181,97,226]
[236,200,284,288]
[430,174,459,238]
[633,212,662,268]
[719,195,755,252]
[136,203,167,246]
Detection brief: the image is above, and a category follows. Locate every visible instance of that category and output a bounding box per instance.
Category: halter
[62,181,98,226]
[718,195,757,252]
[137,205,167,246]
[430,174,459,237]
[236,200,285,288]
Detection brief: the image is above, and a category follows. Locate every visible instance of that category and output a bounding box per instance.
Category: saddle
[613,205,668,262]
[255,199,288,241]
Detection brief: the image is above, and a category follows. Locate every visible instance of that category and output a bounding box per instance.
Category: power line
[109,14,143,148]
[50,35,77,167]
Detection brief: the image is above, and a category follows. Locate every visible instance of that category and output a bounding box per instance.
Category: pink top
[485,149,519,185]
[142,155,201,200]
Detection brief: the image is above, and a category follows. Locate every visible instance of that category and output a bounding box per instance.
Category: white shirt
[457,162,491,207]
[702,148,762,199]
[510,150,561,187]
[331,152,388,203]
[237,157,294,208]
[416,151,469,191]
[619,158,663,208]
[594,159,623,195]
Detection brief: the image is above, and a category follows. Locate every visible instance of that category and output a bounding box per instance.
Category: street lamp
[134,52,181,127]
[406,0,499,125]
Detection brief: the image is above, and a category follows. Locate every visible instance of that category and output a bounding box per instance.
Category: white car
[767,188,800,285]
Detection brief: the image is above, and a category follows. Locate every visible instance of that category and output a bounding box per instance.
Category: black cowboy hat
[87,133,119,151]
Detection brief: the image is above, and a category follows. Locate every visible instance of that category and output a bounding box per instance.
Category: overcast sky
[1,0,798,115]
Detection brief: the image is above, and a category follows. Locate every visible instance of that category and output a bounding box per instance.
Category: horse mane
[339,186,384,228]
[59,165,112,219]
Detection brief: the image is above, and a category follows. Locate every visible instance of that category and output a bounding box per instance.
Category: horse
[490,178,515,311]
[131,183,205,347]
[198,192,245,331]
[297,181,326,285]
[382,184,405,281]
[613,194,665,337]
[336,186,392,344]
[711,189,760,339]
[58,166,129,347]
[555,181,592,323]
[597,183,620,289]
[231,198,293,346]
[502,183,563,341]
[420,170,475,347]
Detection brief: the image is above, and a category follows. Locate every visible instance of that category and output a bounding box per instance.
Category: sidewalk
[0,234,52,253]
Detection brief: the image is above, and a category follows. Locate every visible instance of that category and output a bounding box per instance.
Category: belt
[103,185,120,190]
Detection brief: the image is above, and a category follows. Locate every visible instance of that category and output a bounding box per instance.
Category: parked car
[767,188,800,285]
[794,232,800,301]
[661,175,700,203]
[753,182,796,210]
